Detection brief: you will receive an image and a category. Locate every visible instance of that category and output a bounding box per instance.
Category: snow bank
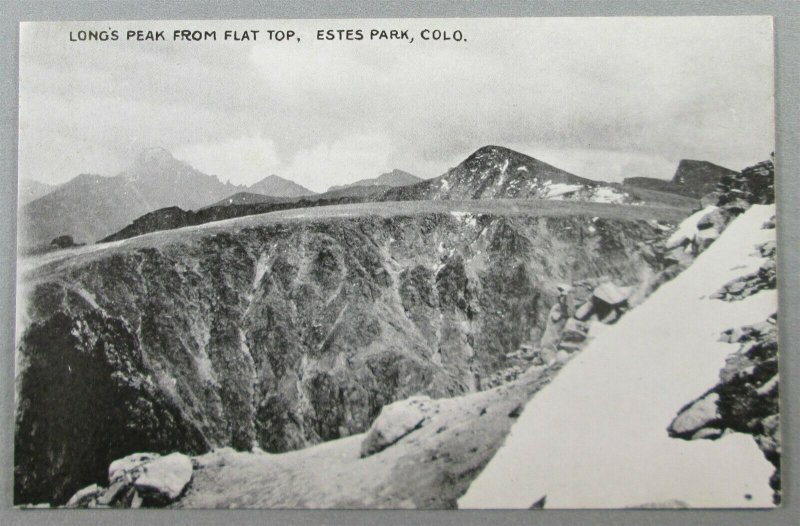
[545,183,584,199]
[459,205,777,509]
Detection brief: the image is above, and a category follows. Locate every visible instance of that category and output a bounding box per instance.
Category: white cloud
[173,135,281,185]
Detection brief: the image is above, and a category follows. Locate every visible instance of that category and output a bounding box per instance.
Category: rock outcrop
[360,396,434,457]
[65,452,193,508]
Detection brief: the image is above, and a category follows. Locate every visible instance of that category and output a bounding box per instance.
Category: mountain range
[19,145,732,250]
[19,148,314,248]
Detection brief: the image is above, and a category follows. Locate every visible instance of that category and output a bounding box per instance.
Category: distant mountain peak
[327,169,421,192]
[248,174,314,198]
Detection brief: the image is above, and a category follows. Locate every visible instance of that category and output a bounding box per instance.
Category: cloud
[173,135,281,185]
[18,17,774,189]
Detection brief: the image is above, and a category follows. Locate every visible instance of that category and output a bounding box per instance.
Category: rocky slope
[665,158,779,503]
[14,201,678,505]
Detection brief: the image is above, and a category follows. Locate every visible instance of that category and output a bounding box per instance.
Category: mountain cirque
[14,199,681,505]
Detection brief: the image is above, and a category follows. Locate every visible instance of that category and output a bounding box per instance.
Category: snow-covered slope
[459,204,777,509]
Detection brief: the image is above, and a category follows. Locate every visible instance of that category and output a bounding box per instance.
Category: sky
[18,17,775,192]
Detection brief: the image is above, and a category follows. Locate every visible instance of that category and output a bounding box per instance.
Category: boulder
[668,392,720,439]
[557,341,582,353]
[133,452,193,504]
[109,452,159,485]
[360,396,432,457]
[65,483,103,508]
[561,318,588,343]
[574,301,594,321]
[663,245,694,266]
[592,282,632,306]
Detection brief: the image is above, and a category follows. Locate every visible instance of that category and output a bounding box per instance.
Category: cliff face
[15,209,668,505]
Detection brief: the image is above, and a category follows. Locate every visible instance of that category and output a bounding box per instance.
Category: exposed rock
[668,392,720,438]
[592,282,632,306]
[663,246,694,266]
[757,240,776,258]
[133,453,193,504]
[560,318,588,343]
[109,453,159,485]
[65,451,193,508]
[361,396,433,457]
[65,483,102,508]
[671,315,780,503]
[716,158,774,211]
[711,260,776,301]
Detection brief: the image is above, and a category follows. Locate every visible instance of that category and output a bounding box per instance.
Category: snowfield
[459,204,777,509]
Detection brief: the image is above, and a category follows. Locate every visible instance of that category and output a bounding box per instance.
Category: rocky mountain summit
[382,146,629,203]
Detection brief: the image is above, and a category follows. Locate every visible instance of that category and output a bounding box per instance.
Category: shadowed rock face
[15,211,665,505]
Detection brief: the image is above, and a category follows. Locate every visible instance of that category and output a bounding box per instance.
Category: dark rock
[50,235,77,249]
[711,260,776,301]
[758,240,776,259]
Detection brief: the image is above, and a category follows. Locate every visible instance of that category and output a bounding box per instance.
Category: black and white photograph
[13,16,780,509]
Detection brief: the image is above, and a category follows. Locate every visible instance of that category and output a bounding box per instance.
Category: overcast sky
[19,17,774,192]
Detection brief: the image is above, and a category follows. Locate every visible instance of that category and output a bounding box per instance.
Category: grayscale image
[14,17,778,509]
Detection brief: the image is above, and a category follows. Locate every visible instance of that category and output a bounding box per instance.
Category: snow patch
[545,183,584,199]
[460,205,778,509]
[591,186,628,204]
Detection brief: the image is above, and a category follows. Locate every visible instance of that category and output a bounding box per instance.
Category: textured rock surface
[133,453,193,503]
[360,396,433,457]
[15,205,670,505]
[65,451,193,508]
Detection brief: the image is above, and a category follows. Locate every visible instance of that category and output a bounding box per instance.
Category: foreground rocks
[66,452,193,508]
